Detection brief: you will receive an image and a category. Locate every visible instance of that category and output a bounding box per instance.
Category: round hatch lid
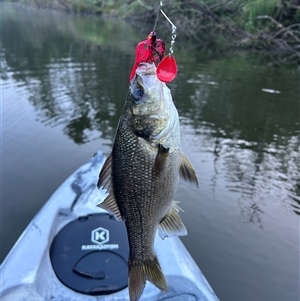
[50,213,129,295]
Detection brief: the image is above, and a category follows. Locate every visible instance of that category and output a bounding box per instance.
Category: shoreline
[3,0,300,66]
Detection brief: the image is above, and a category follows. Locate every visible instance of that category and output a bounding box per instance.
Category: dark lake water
[1,4,299,301]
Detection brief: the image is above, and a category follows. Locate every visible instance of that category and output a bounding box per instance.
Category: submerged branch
[256,15,284,28]
[273,25,300,44]
[255,15,300,54]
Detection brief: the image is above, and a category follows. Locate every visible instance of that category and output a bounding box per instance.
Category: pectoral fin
[152,144,169,177]
[158,201,187,239]
[97,153,121,220]
[179,152,199,188]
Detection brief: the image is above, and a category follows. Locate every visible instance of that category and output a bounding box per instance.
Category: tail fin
[128,256,167,301]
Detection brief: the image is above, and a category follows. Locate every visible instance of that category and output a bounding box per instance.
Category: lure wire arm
[159,1,177,56]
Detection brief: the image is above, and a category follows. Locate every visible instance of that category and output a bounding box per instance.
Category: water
[1,4,299,301]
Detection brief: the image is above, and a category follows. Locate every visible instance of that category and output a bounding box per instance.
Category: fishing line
[152,6,160,33]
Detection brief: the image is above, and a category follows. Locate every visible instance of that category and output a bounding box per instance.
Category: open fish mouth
[130,63,159,105]
[135,62,156,76]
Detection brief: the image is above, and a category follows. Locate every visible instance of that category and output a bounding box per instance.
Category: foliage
[151,0,300,62]
[242,0,281,29]
[3,0,300,63]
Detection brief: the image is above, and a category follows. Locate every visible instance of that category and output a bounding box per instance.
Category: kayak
[0,151,219,301]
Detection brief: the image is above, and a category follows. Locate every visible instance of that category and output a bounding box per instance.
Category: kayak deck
[0,151,219,301]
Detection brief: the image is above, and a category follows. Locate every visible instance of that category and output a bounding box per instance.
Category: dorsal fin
[97,153,113,190]
[179,152,199,188]
[97,154,122,220]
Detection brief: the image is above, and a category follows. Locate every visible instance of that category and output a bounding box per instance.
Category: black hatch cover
[50,213,129,295]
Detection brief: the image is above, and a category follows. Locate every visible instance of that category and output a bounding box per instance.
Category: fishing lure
[130,1,177,83]
[129,31,165,81]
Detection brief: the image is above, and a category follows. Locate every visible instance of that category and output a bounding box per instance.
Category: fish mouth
[133,63,158,93]
[135,62,156,76]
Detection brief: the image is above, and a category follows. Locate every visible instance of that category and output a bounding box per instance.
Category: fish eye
[131,88,144,102]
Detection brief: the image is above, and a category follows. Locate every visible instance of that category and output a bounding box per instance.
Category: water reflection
[175,61,300,218]
[2,4,300,219]
[1,4,145,144]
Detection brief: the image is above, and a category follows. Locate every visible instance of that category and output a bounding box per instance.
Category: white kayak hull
[0,151,219,301]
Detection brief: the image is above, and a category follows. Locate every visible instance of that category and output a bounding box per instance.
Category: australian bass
[97,62,199,301]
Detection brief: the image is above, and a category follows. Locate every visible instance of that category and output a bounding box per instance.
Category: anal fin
[179,152,199,188]
[158,201,187,239]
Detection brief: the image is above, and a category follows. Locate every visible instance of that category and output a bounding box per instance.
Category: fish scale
[113,119,173,258]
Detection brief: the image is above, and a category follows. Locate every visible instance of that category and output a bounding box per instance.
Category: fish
[97,62,199,301]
